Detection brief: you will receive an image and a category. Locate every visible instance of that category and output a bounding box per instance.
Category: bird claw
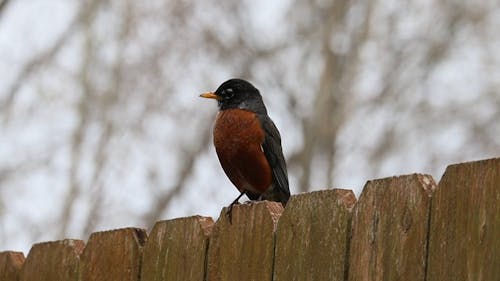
[243,200,259,205]
[226,201,240,224]
[226,191,246,224]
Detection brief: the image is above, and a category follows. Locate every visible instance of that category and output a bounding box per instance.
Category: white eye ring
[224,88,234,98]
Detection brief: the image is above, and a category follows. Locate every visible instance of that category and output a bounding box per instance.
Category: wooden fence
[1,157,499,281]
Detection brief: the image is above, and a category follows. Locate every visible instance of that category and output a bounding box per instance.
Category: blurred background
[0,0,499,253]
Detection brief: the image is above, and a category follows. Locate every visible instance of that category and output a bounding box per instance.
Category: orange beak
[199,92,221,100]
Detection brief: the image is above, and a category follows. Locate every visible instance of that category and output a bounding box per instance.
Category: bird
[200,78,290,218]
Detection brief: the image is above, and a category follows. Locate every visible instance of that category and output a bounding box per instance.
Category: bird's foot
[225,190,247,224]
[243,200,260,205]
[226,201,240,224]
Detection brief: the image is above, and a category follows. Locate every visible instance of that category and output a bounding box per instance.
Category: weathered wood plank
[348,174,436,281]
[427,158,500,281]
[79,228,147,281]
[274,189,356,281]
[141,216,214,281]
[19,239,83,281]
[0,251,24,281]
[206,201,283,281]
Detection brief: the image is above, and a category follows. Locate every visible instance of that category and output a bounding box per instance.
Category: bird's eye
[223,88,234,99]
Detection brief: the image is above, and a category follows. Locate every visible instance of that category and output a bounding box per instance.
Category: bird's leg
[226,190,245,224]
[243,193,265,204]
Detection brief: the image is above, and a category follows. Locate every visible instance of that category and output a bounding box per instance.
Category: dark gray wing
[257,114,290,204]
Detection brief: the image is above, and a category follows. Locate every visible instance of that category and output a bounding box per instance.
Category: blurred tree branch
[1,0,100,124]
[0,0,10,17]
[81,0,134,236]
[1,0,499,250]
[143,124,212,226]
[288,0,373,191]
[58,0,102,237]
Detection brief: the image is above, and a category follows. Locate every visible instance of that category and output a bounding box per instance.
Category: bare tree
[0,0,499,251]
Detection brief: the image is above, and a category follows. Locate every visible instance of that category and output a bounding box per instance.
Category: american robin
[200,78,290,215]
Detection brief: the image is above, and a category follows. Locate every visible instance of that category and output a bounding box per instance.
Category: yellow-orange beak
[199,92,221,100]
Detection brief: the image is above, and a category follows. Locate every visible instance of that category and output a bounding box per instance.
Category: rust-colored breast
[213,109,272,195]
